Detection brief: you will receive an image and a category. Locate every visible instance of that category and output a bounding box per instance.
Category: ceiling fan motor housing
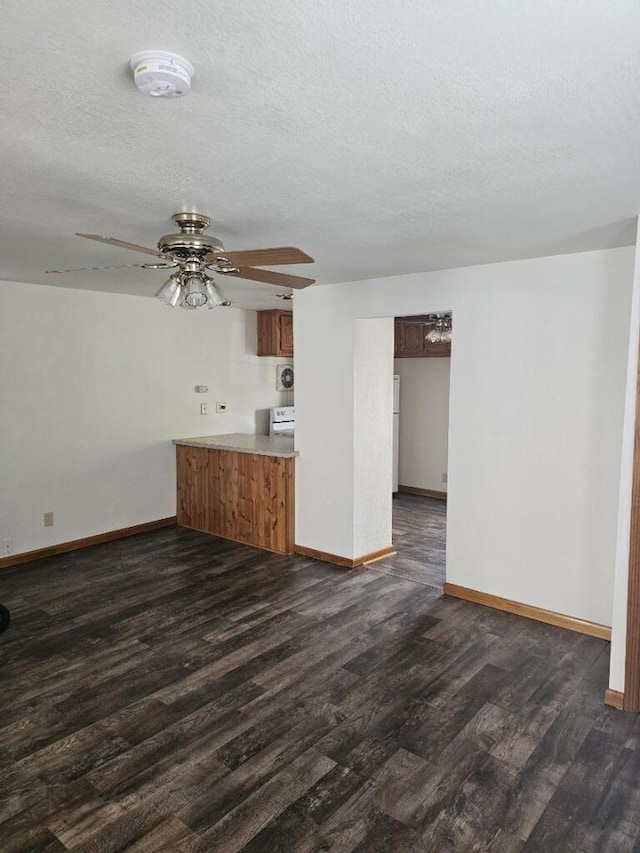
[157,213,225,258]
[129,51,194,98]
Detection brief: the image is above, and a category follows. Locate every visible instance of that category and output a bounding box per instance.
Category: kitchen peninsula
[173,434,297,555]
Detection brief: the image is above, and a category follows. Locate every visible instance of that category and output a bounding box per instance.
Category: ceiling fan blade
[207,247,314,267]
[76,233,169,258]
[223,267,315,289]
[46,263,159,274]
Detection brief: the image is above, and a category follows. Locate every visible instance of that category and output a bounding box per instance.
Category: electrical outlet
[200,403,208,416]
[44,512,54,527]
[3,538,12,555]
[442,473,448,483]
[216,402,227,413]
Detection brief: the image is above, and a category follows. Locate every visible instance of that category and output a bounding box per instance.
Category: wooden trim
[443,583,612,641]
[294,545,353,567]
[294,544,395,568]
[361,546,396,565]
[0,517,177,571]
[398,485,447,501]
[604,688,625,711]
[623,325,640,711]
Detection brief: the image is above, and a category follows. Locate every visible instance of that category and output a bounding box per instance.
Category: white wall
[0,281,290,557]
[354,319,394,556]
[394,358,450,492]
[609,227,640,692]
[293,293,356,557]
[295,247,634,627]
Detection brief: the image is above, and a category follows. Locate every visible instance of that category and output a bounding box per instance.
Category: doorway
[377,313,452,590]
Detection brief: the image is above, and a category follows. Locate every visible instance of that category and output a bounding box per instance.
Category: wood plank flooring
[382,493,446,588]
[0,498,637,852]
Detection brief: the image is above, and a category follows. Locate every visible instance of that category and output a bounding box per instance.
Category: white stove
[269,405,295,437]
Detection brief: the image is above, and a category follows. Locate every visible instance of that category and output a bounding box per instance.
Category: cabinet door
[395,319,451,357]
[395,322,426,356]
[257,310,293,357]
[278,312,293,356]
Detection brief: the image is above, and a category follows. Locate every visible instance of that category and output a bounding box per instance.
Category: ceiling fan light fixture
[178,290,197,310]
[155,273,182,307]
[204,278,226,309]
[425,326,441,344]
[425,313,453,344]
[183,274,208,308]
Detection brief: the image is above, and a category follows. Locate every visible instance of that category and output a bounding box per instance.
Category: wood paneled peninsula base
[174,434,297,555]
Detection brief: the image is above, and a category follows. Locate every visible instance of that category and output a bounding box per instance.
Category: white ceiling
[1,0,639,309]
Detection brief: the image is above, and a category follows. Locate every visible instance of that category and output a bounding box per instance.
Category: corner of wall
[609,216,640,693]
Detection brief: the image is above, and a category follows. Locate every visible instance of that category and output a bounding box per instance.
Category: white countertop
[173,433,298,458]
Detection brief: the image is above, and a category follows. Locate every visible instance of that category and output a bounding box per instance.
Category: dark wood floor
[383,493,447,589]
[0,500,638,852]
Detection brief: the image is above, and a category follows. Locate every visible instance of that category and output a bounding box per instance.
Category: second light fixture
[425,313,452,344]
[155,258,228,310]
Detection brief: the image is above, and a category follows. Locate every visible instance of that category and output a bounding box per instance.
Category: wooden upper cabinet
[395,316,451,358]
[396,322,426,356]
[257,310,293,357]
[278,311,293,355]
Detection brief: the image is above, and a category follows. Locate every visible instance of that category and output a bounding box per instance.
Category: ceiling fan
[46,212,315,309]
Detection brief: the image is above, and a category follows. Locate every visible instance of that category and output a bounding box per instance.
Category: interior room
[2,2,640,850]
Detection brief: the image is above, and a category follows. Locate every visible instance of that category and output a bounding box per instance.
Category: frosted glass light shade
[156,270,229,310]
[205,279,226,308]
[155,274,182,307]
[425,314,452,344]
[178,291,197,310]
[183,275,208,308]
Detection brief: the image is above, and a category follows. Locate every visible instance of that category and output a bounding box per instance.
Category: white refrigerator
[393,375,400,493]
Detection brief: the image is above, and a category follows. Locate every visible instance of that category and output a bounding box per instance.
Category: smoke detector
[129,51,194,98]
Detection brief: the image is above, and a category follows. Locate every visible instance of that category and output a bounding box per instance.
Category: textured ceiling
[1,0,639,308]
